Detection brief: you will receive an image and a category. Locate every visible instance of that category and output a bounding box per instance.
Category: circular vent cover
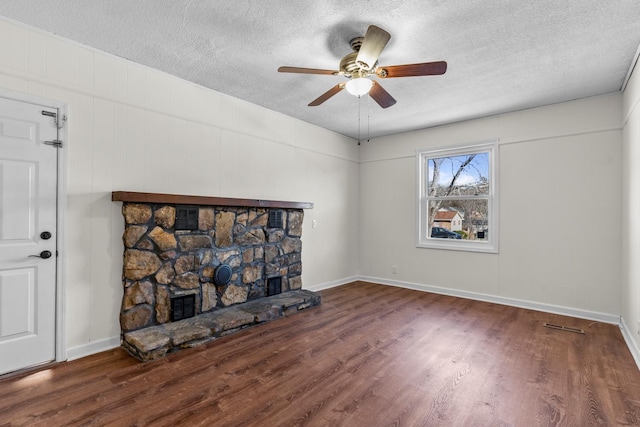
[213,264,232,286]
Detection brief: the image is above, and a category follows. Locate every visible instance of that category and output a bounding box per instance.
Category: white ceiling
[0,1,639,139]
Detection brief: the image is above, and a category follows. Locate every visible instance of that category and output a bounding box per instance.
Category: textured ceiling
[0,1,639,139]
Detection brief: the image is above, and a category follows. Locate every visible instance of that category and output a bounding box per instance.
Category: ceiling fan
[278,25,447,109]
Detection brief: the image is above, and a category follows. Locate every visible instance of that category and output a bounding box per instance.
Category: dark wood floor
[1,281,639,426]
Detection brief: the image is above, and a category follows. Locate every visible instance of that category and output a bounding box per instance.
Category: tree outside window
[417,142,498,253]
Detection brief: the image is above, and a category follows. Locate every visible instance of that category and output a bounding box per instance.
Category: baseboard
[620,317,640,370]
[63,277,353,362]
[358,276,621,325]
[61,278,638,370]
[65,336,121,361]
[304,276,358,292]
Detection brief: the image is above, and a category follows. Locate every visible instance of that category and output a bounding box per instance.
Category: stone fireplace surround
[112,191,320,361]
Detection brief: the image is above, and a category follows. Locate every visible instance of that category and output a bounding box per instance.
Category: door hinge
[41,110,67,130]
[44,140,63,148]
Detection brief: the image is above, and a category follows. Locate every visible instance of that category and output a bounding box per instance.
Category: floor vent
[543,322,585,334]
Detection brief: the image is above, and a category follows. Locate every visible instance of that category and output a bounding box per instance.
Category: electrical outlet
[312,219,317,228]
[392,265,398,274]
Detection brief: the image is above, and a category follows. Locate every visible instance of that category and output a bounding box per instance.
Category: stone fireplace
[112,191,320,361]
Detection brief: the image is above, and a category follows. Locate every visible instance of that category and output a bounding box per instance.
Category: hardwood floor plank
[1,281,639,426]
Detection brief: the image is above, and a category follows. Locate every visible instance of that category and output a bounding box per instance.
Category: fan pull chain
[367,93,371,143]
[357,95,362,146]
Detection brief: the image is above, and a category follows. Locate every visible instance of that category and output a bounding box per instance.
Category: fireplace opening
[171,294,196,321]
[266,277,282,296]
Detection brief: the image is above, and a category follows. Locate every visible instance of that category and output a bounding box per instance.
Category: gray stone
[118,201,314,362]
[236,228,266,246]
[137,238,154,251]
[201,266,215,282]
[155,262,175,285]
[264,245,279,263]
[248,209,258,224]
[215,211,235,247]
[138,346,169,362]
[289,275,302,290]
[236,211,248,226]
[242,248,253,264]
[124,249,162,280]
[160,250,177,260]
[198,207,214,230]
[149,226,177,251]
[216,249,240,263]
[202,282,218,311]
[240,299,283,323]
[123,280,154,310]
[221,284,249,306]
[120,304,153,331]
[174,272,200,289]
[123,203,152,225]
[155,285,170,323]
[166,321,211,346]
[154,206,176,229]
[178,235,212,251]
[254,246,264,260]
[227,256,242,268]
[242,265,262,284]
[204,308,255,333]
[289,263,302,275]
[124,327,170,352]
[249,210,268,227]
[180,336,217,349]
[288,253,301,264]
[282,237,302,254]
[268,229,284,243]
[123,225,148,248]
[199,250,213,266]
[121,289,321,361]
[265,263,281,277]
[287,210,304,237]
[175,255,195,275]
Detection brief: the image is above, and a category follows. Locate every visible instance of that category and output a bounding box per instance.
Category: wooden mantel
[111,191,313,209]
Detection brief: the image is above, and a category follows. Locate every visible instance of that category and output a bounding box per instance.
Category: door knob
[29,250,52,259]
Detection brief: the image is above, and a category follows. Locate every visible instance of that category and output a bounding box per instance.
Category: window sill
[416,239,499,253]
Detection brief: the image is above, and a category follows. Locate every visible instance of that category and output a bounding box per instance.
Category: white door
[0,97,59,375]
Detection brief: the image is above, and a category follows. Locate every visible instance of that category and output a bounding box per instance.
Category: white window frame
[416,141,499,253]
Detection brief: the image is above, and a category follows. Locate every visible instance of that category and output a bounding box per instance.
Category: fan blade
[375,61,447,78]
[369,82,396,109]
[308,84,345,106]
[278,66,339,75]
[355,25,391,70]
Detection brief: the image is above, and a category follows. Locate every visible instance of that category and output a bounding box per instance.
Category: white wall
[0,16,635,363]
[0,19,360,358]
[622,62,640,357]
[359,94,622,320]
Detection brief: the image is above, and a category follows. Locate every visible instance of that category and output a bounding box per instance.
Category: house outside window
[416,142,499,253]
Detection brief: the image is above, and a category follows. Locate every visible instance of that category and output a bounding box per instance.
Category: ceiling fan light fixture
[346,77,373,97]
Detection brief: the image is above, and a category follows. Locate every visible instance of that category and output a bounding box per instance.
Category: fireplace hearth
[112,191,320,361]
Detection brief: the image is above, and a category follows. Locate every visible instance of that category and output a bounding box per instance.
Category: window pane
[428,199,488,241]
[427,152,489,197]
